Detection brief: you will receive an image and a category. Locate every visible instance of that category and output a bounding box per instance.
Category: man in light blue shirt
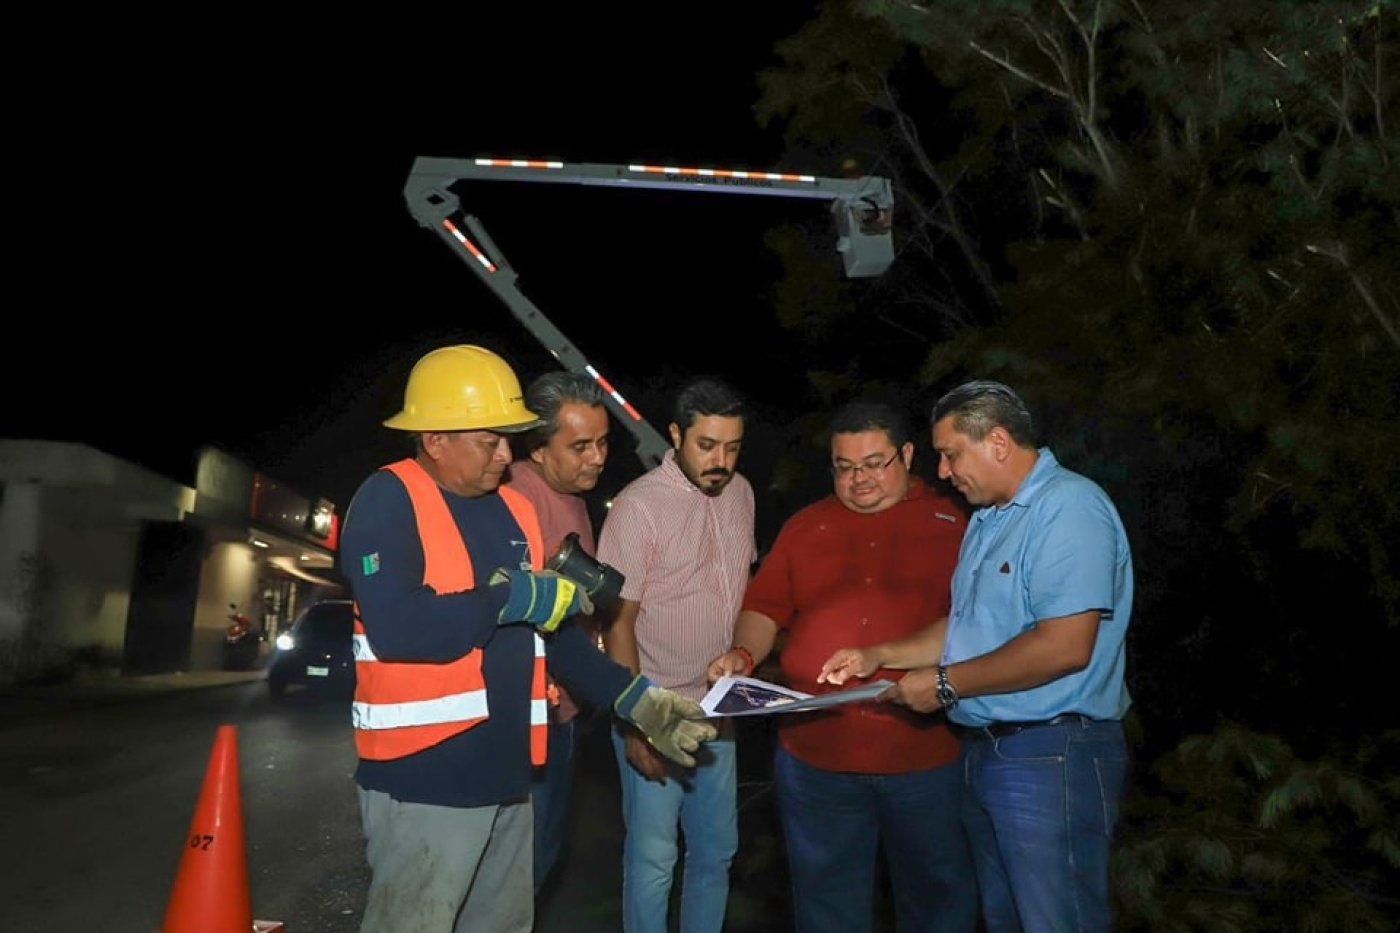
[819,380,1133,933]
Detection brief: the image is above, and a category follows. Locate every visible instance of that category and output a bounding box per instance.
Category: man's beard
[686,465,732,496]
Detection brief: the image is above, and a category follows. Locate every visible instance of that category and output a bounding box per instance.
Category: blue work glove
[614,675,717,768]
[489,568,593,633]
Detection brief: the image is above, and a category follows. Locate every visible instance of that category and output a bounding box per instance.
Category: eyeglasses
[831,451,900,479]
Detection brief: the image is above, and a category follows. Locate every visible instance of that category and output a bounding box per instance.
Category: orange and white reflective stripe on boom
[440,219,497,273]
[473,158,565,170]
[468,158,817,184]
[627,164,817,184]
[586,365,647,423]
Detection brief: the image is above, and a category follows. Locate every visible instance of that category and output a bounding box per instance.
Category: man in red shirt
[709,399,978,933]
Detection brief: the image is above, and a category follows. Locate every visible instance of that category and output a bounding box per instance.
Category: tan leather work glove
[613,676,717,768]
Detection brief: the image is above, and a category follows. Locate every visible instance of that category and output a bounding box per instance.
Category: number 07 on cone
[159,723,285,933]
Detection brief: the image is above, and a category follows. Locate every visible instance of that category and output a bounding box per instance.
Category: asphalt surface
[5,668,269,701]
[2,668,794,932]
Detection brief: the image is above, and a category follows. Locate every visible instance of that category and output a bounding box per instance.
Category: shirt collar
[1004,447,1058,508]
[968,447,1059,527]
[658,448,695,491]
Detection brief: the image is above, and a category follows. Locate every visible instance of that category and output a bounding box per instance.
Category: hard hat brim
[492,417,547,434]
[383,414,546,433]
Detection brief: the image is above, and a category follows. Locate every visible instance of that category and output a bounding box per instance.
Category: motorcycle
[221,603,263,670]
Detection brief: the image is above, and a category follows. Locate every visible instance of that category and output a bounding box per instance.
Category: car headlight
[275,632,296,651]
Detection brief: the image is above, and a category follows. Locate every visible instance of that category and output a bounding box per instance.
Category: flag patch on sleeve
[361,552,381,576]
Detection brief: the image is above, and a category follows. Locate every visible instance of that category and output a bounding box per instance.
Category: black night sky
[12,9,818,514]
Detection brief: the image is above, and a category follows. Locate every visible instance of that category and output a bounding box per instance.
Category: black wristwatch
[935,665,959,711]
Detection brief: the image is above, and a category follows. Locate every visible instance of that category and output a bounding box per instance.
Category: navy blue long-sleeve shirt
[340,467,634,807]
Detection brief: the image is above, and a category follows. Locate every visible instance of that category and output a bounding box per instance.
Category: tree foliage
[755,0,1399,743]
[1113,723,1400,930]
[753,3,1399,923]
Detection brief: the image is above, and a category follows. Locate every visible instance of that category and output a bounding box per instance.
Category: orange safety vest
[351,458,549,764]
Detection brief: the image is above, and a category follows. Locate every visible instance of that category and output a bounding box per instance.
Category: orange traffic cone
[160,724,285,933]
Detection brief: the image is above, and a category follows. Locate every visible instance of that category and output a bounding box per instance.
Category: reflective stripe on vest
[352,458,549,764]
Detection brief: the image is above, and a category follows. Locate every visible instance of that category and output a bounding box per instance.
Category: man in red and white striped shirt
[597,376,757,933]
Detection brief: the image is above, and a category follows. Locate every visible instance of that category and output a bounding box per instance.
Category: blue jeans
[774,744,978,933]
[958,717,1128,933]
[611,725,738,933]
[532,717,575,894]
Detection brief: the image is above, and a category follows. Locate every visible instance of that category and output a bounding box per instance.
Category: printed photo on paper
[700,674,896,717]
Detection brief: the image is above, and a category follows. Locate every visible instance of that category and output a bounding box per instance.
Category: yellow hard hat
[384,345,545,433]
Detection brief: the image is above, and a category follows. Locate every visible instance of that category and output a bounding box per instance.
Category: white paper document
[699,674,896,718]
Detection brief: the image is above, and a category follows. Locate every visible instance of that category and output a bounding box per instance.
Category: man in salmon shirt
[503,369,612,898]
[708,399,977,933]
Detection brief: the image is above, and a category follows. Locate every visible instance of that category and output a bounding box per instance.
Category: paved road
[0,678,365,932]
[1,672,796,931]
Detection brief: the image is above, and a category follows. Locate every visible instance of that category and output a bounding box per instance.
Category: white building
[0,440,342,687]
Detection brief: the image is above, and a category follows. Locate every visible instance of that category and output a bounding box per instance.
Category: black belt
[950,712,1091,741]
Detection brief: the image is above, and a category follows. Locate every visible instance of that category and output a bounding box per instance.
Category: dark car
[266,598,356,698]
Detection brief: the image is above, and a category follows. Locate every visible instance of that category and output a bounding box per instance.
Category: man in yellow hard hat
[340,344,717,933]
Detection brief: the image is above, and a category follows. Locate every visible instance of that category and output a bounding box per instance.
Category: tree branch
[1305,241,1400,351]
[967,39,1068,100]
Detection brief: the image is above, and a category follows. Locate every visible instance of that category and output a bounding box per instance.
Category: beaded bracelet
[730,645,755,676]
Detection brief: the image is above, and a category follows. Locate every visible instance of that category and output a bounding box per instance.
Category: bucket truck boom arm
[404,156,896,470]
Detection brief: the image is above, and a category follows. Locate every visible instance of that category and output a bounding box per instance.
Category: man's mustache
[703,468,731,478]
